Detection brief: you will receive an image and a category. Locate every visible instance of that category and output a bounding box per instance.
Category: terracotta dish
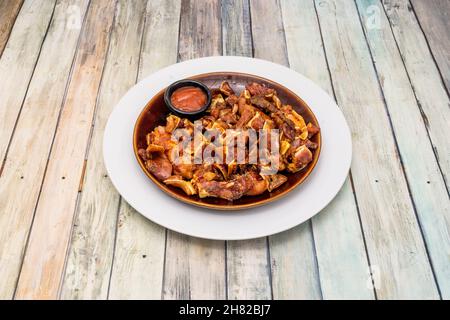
[133,72,321,210]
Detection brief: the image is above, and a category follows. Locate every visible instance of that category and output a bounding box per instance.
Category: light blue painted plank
[281,0,374,300]
[250,0,322,299]
[314,0,439,299]
[356,0,450,299]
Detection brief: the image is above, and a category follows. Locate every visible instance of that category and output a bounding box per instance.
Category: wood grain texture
[109,202,166,300]
[162,0,226,300]
[164,234,226,299]
[249,0,288,66]
[137,0,183,79]
[0,0,55,171]
[60,0,146,300]
[108,0,181,299]
[177,0,222,60]
[281,0,373,300]
[0,0,89,300]
[356,0,450,299]
[315,0,438,299]
[227,239,271,300]
[0,0,24,57]
[222,0,271,300]
[14,0,117,299]
[250,0,322,300]
[410,0,450,94]
[382,0,450,188]
[222,0,252,57]
[270,223,322,299]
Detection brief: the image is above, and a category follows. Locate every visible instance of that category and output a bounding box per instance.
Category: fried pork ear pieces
[164,176,197,195]
[246,82,276,97]
[219,81,234,96]
[210,94,225,110]
[173,163,196,180]
[213,163,228,180]
[307,122,320,138]
[265,174,288,192]
[196,174,252,201]
[245,172,269,196]
[165,114,181,133]
[247,112,266,130]
[147,126,177,151]
[138,81,320,201]
[287,145,313,173]
[280,140,291,155]
[272,94,282,109]
[225,94,239,107]
[145,154,173,181]
[146,144,165,154]
[138,148,150,161]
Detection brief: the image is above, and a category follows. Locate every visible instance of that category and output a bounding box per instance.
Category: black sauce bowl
[164,79,212,116]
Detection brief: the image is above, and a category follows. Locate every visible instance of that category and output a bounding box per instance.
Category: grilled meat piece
[197,174,252,201]
[145,154,173,181]
[220,81,235,96]
[246,82,275,97]
[288,145,313,172]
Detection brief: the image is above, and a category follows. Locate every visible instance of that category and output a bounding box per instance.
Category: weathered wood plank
[270,223,322,299]
[162,0,226,300]
[60,0,147,300]
[108,0,181,300]
[0,0,24,57]
[221,0,271,300]
[250,0,322,300]
[314,0,438,299]
[14,0,117,299]
[222,0,252,57]
[0,0,56,171]
[382,0,450,188]
[0,0,89,300]
[249,0,288,66]
[280,0,374,299]
[356,0,450,299]
[109,202,167,300]
[410,0,450,94]
[177,0,222,60]
[136,0,182,80]
[227,239,272,300]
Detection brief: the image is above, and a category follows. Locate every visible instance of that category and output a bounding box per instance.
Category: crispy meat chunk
[304,140,318,149]
[246,82,275,96]
[288,145,313,172]
[220,81,234,96]
[197,174,252,201]
[164,175,197,195]
[145,154,173,181]
[266,174,288,192]
[245,171,269,196]
[173,163,196,180]
[251,96,297,131]
[225,94,239,107]
[219,108,238,125]
[138,148,150,161]
[307,122,320,138]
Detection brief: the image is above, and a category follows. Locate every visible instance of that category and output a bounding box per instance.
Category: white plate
[103,56,351,240]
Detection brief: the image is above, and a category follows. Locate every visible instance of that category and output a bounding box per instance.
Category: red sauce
[170,86,207,112]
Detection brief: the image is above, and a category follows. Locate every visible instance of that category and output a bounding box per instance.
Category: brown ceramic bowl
[133,72,321,210]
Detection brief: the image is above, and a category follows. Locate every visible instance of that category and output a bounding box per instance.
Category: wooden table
[0,0,448,300]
